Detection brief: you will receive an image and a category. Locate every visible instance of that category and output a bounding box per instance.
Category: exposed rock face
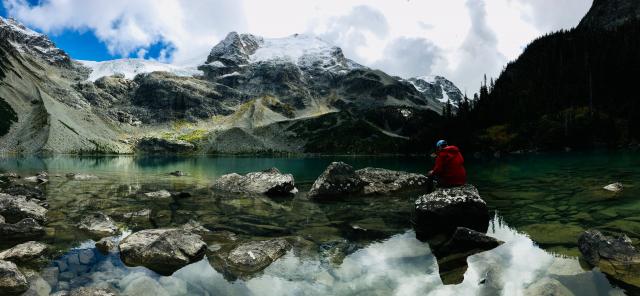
[0,218,45,241]
[0,241,49,263]
[118,228,207,275]
[0,194,47,223]
[0,260,28,295]
[578,229,640,287]
[413,184,489,239]
[408,76,464,106]
[308,162,365,199]
[578,0,640,30]
[212,168,296,196]
[0,17,71,66]
[65,173,99,181]
[355,167,428,195]
[226,239,290,275]
[136,137,196,154]
[77,213,118,237]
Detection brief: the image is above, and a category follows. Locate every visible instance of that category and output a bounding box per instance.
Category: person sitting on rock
[427,140,466,192]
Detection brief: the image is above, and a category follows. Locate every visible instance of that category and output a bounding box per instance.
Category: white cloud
[2,0,592,93]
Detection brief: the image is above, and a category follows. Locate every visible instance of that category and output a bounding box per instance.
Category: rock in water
[308,162,365,199]
[77,213,118,237]
[227,239,290,275]
[578,229,640,288]
[68,287,118,296]
[0,194,47,223]
[523,277,574,296]
[95,237,116,254]
[169,171,187,177]
[118,228,207,275]
[65,173,99,181]
[0,260,28,295]
[413,184,489,240]
[603,182,623,192]
[212,168,296,196]
[0,218,46,242]
[0,241,49,263]
[143,190,172,199]
[0,184,45,200]
[355,167,428,195]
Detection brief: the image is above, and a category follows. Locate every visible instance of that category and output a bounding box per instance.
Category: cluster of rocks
[0,172,51,295]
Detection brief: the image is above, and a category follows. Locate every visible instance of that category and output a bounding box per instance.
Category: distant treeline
[439,19,640,153]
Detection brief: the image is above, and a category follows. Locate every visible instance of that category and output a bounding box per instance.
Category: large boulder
[77,213,118,237]
[0,194,47,223]
[308,162,365,199]
[413,184,489,240]
[0,241,49,263]
[0,218,46,242]
[355,167,428,195]
[118,228,207,275]
[226,239,290,276]
[578,229,640,288]
[0,260,28,295]
[212,168,296,196]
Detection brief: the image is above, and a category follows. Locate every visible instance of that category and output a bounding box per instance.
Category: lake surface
[1,152,638,295]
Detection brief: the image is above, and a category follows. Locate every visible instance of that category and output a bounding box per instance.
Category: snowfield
[80,59,202,81]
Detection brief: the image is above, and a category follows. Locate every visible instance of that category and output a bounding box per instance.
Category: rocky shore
[0,165,638,294]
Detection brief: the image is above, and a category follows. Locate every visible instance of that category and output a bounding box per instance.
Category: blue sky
[0,1,169,61]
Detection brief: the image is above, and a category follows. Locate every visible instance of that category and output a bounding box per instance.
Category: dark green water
[0,152,637,295]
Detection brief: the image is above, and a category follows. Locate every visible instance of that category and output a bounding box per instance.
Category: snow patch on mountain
[0,16,70,65]
[408,76,464,105]
[80,59,202,81]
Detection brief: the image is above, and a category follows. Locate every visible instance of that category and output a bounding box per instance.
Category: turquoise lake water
[0,152,637,295]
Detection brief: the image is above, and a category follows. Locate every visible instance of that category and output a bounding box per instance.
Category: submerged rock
[0,194,47,224]
[77,213,118,237]
[603,182,623,192]
[578,229,640,288]
[136,137,196,154]
[413,184,489,240]
[143,190,172,199]
[524,277,574,296]
[212,168,296,196]
[0,260,28,295]
[0,218,46,242]
[169,171,187,177]
[355,167,428,195]
[65,173,99,181]
[0,184,45,200]
[0,241,49,263]
[308,162,365,199]
[118,228,207,275]
[68,287,118,296]
[226,239,291,275]
[95,237,117,254]
[23,172,48,184]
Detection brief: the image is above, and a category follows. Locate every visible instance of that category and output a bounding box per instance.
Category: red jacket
[432,145,466,186]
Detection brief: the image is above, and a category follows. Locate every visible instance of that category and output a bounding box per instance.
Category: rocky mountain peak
[578,0,640,30]
[408,76,464,106]
[0,16,70,66]
[199,32,361,79]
